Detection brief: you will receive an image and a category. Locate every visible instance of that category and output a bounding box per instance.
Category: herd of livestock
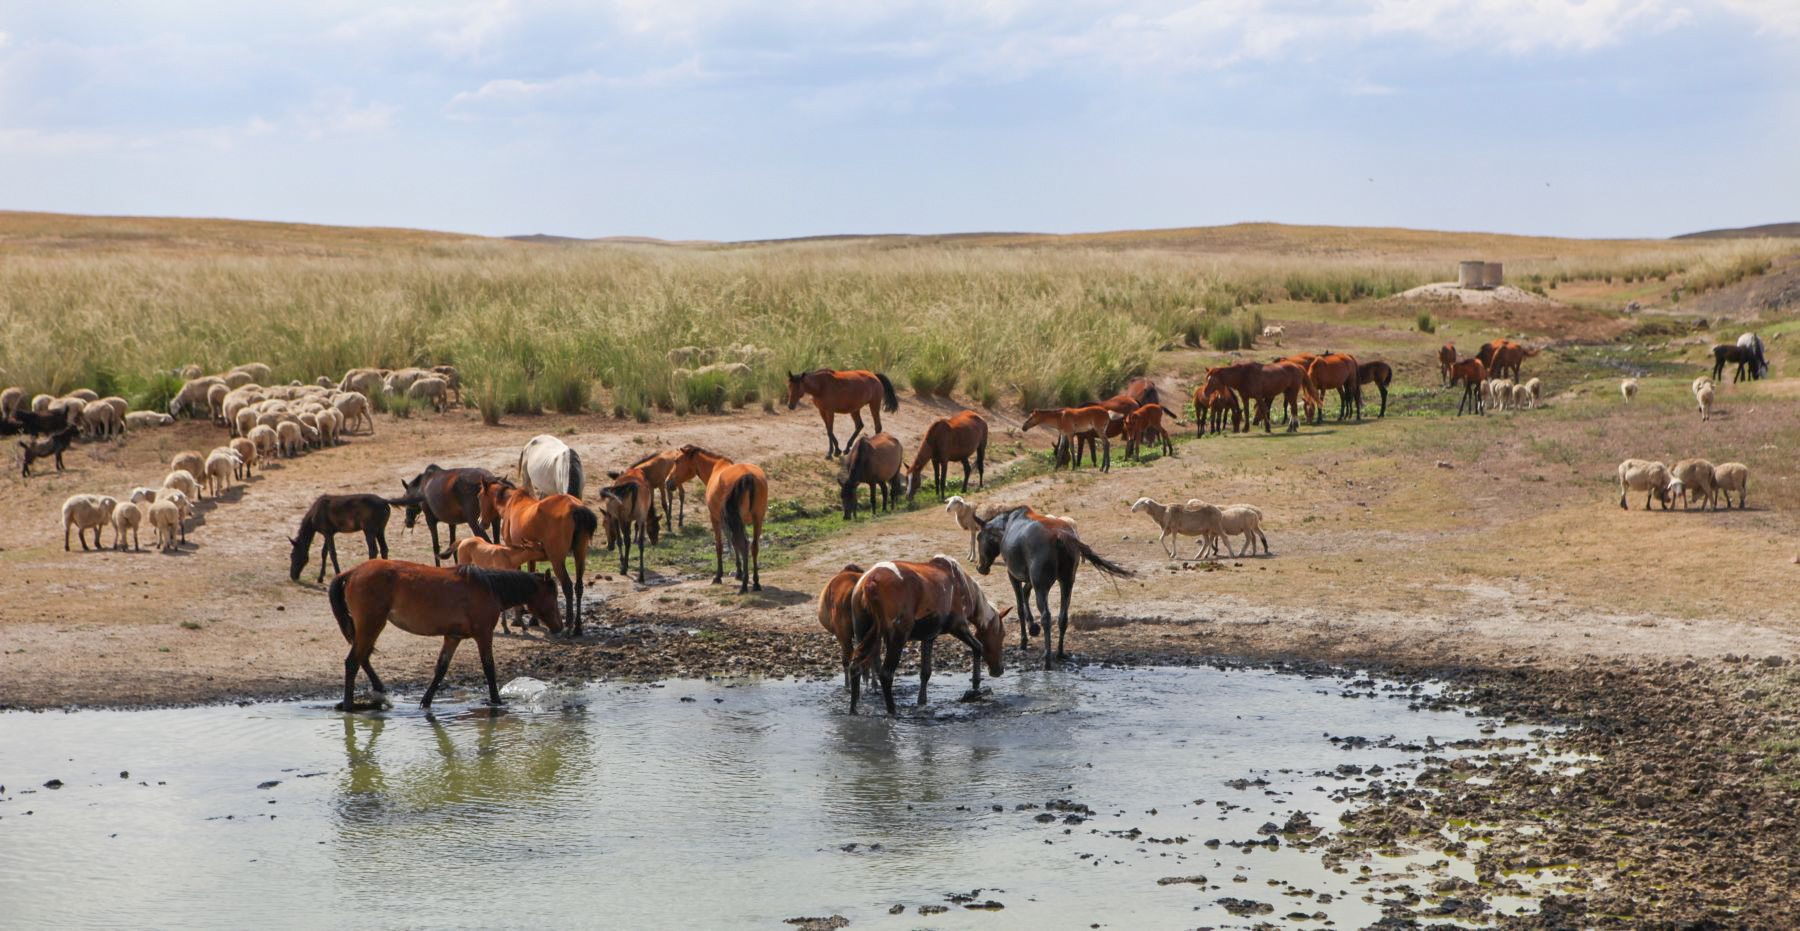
[1,326,1771,714]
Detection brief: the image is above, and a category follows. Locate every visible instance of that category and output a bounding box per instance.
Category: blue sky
[0,1,1795,240]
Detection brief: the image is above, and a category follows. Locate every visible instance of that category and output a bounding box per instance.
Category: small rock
[257,781,280,790]
[42,779,62,790]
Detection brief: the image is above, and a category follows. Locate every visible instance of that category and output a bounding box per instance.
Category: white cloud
[293,89,399,139]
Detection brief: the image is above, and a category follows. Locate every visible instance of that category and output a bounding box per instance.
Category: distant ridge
[1674,222,1800,240]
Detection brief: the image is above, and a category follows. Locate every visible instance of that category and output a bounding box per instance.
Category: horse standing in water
[817,563,870,689]
[397,465,498,564]
[975,506,1134,668]
[289,493,392,583]
[786,369,899,458]
[327,560,562,711]
[847,556,1008,715]
[906,411,988,503]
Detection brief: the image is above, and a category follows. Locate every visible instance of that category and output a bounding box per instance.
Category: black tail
[975,434,986,484]
[328,573,355,642]
[876,373,899,413]
[570,504,598,554]
[1071,537,1135,578]
[848,590,882,670]
[722,472,755,557]
[567,450,585,498]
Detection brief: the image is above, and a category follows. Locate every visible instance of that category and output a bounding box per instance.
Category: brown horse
[785,368,899,458]
[906,411,988,502]
[1305,352,1362,422]
[847,556,1007,715]
[452,537,550,634]
[1202,362,1320,433]
[1122,376,1161,407]
[398,465,497,565]
[327,560,562,710]
[1357,361,1394,418]
[838,432,904,519]
[1479,340,1539,382]
[1448,357,1487,415]
[478,481,599,634]
[1438,343,1456,385]
[625,447,684,534]
[1192,382,1241,436]
[1023,406,1118,471]
[1121,403,1180,459]
[672,445,769,592]
[289,494,392,583]
[596,467,657,585]
[817,563,871,689]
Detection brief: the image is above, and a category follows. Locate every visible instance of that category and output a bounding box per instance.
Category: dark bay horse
[597,467,656,586]
[786,368,899,458]
[398,465,497,564]
[975,506,1134,668]
[906,411,988,502]
[327,560,562,710]
[847,556,1007,715]
[479,481,598,634]
[289,494,392,582]
[1357,361,1394,418]
[838,432,904,519]
[1192,382,1241,436]
[1449,357,1487,415]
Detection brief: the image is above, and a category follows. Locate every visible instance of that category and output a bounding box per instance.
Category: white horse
[1736,332,1768,378]
[518,435,584,499]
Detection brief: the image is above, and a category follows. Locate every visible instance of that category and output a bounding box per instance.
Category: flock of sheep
[1620,374,1722,421]
[1617,457,1749,511]
[31,363,460,555]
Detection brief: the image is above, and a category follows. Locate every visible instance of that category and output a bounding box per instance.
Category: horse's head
[528,571,566,635]
[785,372,805,410]
[287,533,309,581]
[837,470,860,520]
[1021,410,1047,432]
[973,514,1006,575]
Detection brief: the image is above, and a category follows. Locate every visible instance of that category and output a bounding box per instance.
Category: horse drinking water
[847,556,1008,715]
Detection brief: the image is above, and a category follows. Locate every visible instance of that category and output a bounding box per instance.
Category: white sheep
[1691,376,1713,397]
[233,408,258,437]
[62,494,118,551]
[247,424,279,458]
[1524,377,1541,408]
[228,362,273,383]
[406,375,450,412]
[218,371,253,390]
[171,451,206,485]
[161,469,202,502]
[204,450,241,497]
[339,368,387,397]
[0,386,22,418]
[1669,459,1717,510]
[66,388,99,402]
[168,377,223,418]
[1510,383,1532,411]
[81,401,123,438]
[382,367,432,396]
[229,437,258,479]
[1261,325,1284,344]
[206,382,230,420]
[1696,382,1716,421]
[99,396,127,420]
[1712,461,1748,509]
[30,393,53,414]
[111,500,143,551]
[1214,504,1270,557]
[1130,497,1224,559]
[333,392,372,434]
[124,411,175,430]
[1616,459,1671,510]
[1487,378,1514,412]
[276,420,304,458]
[178,363,204,379]
[148,499,183,552]
[316,407,342,445]
[945,496,1080,560]
[128,487,160,506]
[1620,378,1638,401]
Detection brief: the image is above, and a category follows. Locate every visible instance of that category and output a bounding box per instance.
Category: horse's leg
[711,521,723,585]
[917,636,933,706]
[1055,570,1074,662]
[635,520,646,583]
[1101,436,1111,473]
[817,406,839,458]
[1010,576,1034,646]
[421,636,461,708]
[868,400,883,437]
[951,628,981,694]
[750,512,763,592]
[879,635,902,716]
[845,409,866,452]
[426,517,443,566]
[553,557,574,632]
[1036,579,1056,669]
[476,632,501,705]
[460,487,491,543]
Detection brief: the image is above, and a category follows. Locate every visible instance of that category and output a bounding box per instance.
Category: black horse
[18,426,78,477]
[289,494,394,582]
[974,506,1134,668]
[1712,339,1767,383]
[396,465,498,564]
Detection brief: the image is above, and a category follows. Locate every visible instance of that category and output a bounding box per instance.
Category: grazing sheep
[66,388,99,402]
[147,499,183,552]
[168,377,223,418]
[204,450,241,497]
[162,470,202,503]
[1712,461,1748,509]
[52,397,88,423]
[178,363,204,379]
[338,368,387,397]
[300,423,321,448]
[1696,381,1716,421]
[667,345,708,366]
[1617,459,1672,510]
[382,367,432,396]
[0,386,22,418]
[406,375,450,412]
[218,371,253,390]
[30,393,53,414]
[1620,378,1639,401]
[1511,383,1532,411]
[129,486,159,505]
[232,407,257,437]
[247,424,279,459]
[1261,324,1284,344]
[111,500,143,551]
[1130,497,1224,560]
[62,494,118,552]
[1669,459,1718,510]
[430,365,463,404]
[1214,504,1270,557]
[171,451,206,485]
[317,407,342,445]
[276,420,304,457]
[124,410,175,430]
[1487,378,1514,412]
[1524,377,1542,407]
[99,396,127,420]
[315,375,335,388]
[81,400,123,438]
[205,383,230,421]
[333,392,372,434]
[229,362,273,383]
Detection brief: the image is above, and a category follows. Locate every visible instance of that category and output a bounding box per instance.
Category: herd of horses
[1438,338,1542,415]
[1194,352,1394,435]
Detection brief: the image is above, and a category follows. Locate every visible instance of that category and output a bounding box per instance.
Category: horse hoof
[1029,622,1041,636]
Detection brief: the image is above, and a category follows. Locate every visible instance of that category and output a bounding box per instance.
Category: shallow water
[0,666,1538,928]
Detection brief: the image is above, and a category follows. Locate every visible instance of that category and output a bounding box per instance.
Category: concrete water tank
[1459,261,1486,288]
[1482,262,1503,288]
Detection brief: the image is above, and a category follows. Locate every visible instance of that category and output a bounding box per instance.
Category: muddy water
[0,667,1540,928]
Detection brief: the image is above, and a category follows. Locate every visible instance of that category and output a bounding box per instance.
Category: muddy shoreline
[8,611,1797,928]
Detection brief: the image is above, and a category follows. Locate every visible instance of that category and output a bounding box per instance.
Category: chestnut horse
[626,447,684,534]
[327,560,562,710]
[838,432,904,520]
[1357,361,1394,418]
[817,563,871,689]
[847,556,1008,715]
[398,465,497,565]
[1438,343,1456,385]
[478,481,598,634]
[1121,403,1180,459]
[672,445,769,592]
[596,467,657,585]
[786,368,899,458]
[1477,339,1538,382]
[1202,362,1320,433]
[906,411,988,502]
[1192,382,1241,436]
[1023,406,1119,471]
[1448,357,1487,415]
[1305,352,1362,422]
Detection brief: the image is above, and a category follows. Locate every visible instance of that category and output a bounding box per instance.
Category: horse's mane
[627,449,665,469]
[455,565,541,606]
[678,444,728,461]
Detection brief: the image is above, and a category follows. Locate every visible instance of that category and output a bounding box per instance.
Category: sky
[0,1,1796,240]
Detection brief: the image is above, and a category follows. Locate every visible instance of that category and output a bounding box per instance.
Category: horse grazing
[975,506,1134,667]
[1357,360,1394,418]
[817,563,871,689]
[1712,343,1764,383]
[327,560,562,711]
[1202,362,1320,433]
[1736,333,1769,380]
[397,465,498,565]
[838,432,904,519]
[18,426,78,477]
[1438,343,1456,385]
[906,411,988,503]
[1448,358,1487,415]
[479,481,598,634]
[1192,382,1241,437]
[1122,403,1179,459]
[518,434,584,498]
[847,556,1007,715]
[1306,352,1362,422]
[673,445,769,593]
[785,368,899,458]
[1023,406,1118,471]
[289,494,392,583]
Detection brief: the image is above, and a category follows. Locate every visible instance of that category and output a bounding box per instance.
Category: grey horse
[974,506,1134,668]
